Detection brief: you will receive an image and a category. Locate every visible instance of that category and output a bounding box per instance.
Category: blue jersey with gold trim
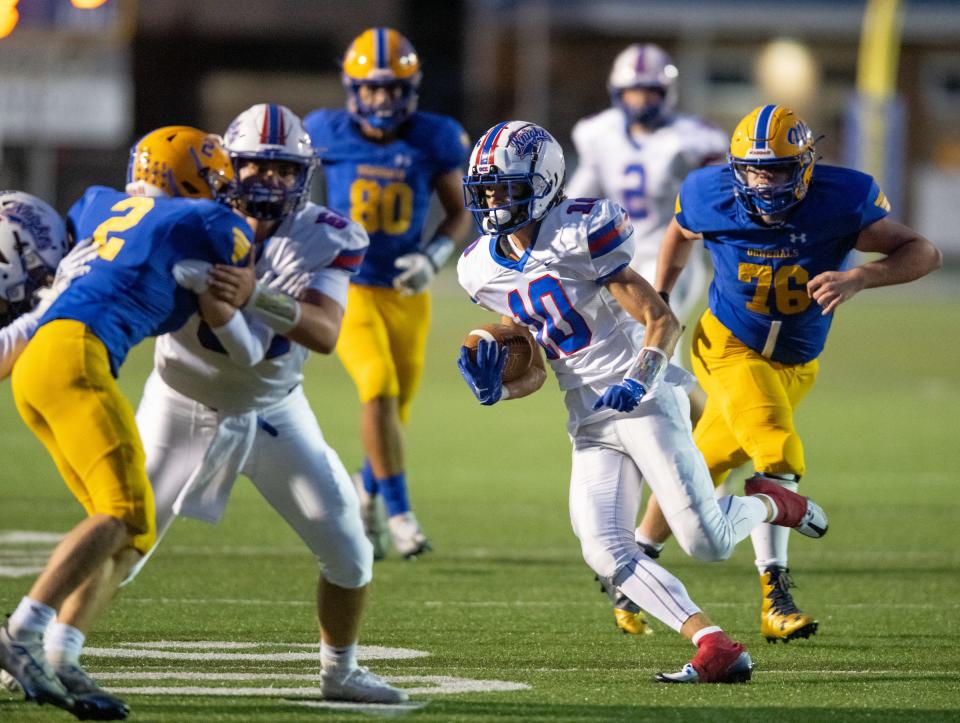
[304,109,469,287]
[677,164,889,364]
[44,186,252,375]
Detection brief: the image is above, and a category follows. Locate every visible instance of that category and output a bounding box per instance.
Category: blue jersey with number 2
[45,186,252,375]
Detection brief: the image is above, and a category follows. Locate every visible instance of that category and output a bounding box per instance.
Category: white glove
[52,242,98,294]
[393,252,434,296]
[173,260,213,294]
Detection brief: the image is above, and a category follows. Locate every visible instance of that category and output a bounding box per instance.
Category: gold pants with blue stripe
[336,284,431,424]
[12,320,156,553]
[690,308,818,485]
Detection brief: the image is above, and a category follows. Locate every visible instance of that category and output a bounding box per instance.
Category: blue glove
[458,339,508,405]
[593,378,647,412]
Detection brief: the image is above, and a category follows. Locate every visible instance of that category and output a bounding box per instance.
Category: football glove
[393,252,434,296]
[458,339,508,406]
[593,378,647,412]
[173,259,212,294]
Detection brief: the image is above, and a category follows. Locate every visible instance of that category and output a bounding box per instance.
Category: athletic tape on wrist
[624,346,668,391]
[244,282,301,334]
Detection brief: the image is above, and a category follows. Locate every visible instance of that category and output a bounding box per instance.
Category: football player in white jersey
[568,43,726,325]
[34,105,407,706]
[456,121,829,683]
[568,43,728,633]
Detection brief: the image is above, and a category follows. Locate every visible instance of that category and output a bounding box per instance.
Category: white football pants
[130,372,373,589]
[569,383,767,631]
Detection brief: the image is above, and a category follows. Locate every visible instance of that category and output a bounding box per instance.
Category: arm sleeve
[584,199,636,283]
[208,311,274,367]
[0,311,40,380]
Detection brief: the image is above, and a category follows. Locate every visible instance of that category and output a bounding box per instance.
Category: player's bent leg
[745,473,828,539]
[614,389,766,562]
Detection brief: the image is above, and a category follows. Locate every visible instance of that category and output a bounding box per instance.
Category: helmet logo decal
[508,125,551,159]
[787,122,809,147]
[0,201,55,252]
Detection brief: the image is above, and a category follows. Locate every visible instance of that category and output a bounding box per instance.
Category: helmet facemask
[730,151,814,217]
[231,155,314,222]
[347,79,419,131]
[463,173,544,235]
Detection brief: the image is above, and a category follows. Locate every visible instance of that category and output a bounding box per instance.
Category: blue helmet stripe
[375,27,388,69]
[480,121,509,161]
[754,104,777,150]
[268,104,280,145]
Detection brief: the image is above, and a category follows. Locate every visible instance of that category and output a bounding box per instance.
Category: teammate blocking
[455,120,828,682]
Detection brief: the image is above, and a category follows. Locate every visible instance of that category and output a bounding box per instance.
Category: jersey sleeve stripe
[594,261,629,285]
[329,249,366,272]
[588,214,631,257]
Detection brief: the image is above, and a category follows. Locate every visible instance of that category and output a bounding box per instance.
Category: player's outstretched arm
[807,218,942,315]
[654,217,701,296]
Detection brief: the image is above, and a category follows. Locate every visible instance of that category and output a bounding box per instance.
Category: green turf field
[1,271,958,721]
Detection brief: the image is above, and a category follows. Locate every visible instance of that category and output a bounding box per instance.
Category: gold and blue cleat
[760,566,818,643]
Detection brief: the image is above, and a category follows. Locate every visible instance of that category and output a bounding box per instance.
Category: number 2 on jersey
[738,262,811,315]
[91,197,155,260]
[508,275,591,359]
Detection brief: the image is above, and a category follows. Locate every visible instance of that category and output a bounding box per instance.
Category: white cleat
[320,666,409,704]
[352,473,389,561]
[388,511,432,559]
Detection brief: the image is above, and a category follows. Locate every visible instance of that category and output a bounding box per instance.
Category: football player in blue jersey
[640,104,941,643]
[304,27,472,559]
[0,126,252,719]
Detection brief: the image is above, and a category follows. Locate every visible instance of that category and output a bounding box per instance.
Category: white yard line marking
[85,644,429,661]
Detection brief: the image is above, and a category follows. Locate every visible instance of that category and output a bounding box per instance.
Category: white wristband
[244,281,301,335]
[624,346,668,391]
[210,311,267,367]
[499,383,511,401]
[424,234,455,271]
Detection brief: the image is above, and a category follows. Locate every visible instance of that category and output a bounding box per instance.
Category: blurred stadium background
[1,0,960,259]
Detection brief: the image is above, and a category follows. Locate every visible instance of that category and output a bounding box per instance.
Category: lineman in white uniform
[110,106,403,705]
[568,43,726,325]
[456,121,828,683]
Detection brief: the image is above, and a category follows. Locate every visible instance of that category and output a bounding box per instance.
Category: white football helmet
[0,191,68,323]
[607,43,679,127]
[462,121,566,235]
[223,103,316,221]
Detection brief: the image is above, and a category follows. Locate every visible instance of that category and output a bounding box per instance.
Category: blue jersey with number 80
[305,109,469,287]
[44,186,252,375]
[676,165,889,364]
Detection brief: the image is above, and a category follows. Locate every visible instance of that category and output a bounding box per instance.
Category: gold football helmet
[126,126,236,201]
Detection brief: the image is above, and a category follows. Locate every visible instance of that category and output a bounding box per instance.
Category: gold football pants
[690,308,818,486]
[12,320,156,553]
[336,284,431,424]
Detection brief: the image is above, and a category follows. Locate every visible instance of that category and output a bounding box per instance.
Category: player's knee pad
[318,537,373,589]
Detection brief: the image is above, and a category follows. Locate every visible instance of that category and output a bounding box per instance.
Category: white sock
[691,625,723,646]
[45,622,86,667]
[320,640,357,672]
[634,531,664,556]
[751,478,798,573]
[8,597,56,639]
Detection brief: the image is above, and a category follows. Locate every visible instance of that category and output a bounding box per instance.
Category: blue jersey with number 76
[42,186,252,375]
[676,164,889,364]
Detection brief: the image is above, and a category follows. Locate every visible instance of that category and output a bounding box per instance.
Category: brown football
[463,323,536,383]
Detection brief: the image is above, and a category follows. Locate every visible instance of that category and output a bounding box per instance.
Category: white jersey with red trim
[568,109,726,261]
[458,197,692,433]
[155,202,368,413]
